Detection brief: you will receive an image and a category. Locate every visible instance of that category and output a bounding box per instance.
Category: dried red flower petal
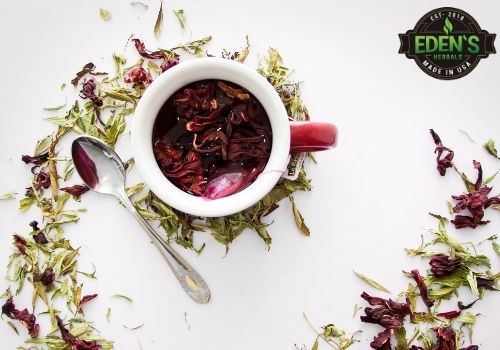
[161,56,180,72]
[450,161,498,229]
[131,38,165,59]
[35,267,55,286]
[124,67,153,84]
[476,277,495,289]
[437,310,461,319]
[77,294,98,313]
[22,153,49,166]
[410,269,434,308]
[60,184,90,197]
[79,79,103,107]
[430,129,454,176]
[360,292,411,329]
[35,171,51,190]
[13,234,27,255]
[25,187,35,197]
[430,255,463,278]
[1,298,40,338]
[56,315,100,350]
[432,327,457,350]
[370,329,392,349]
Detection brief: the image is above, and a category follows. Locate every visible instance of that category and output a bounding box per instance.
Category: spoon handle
[117,190,210,304]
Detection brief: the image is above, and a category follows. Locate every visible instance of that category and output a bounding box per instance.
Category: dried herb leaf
[44,101,67,111]
[123,323,144,330]
[105,307,111,323]
[154,2,163,39]
[173,9,187,29]
[112,294,133,303]
[99,8,112,21]
[0,191,16,200]
[484,138,499,159]
[147,60,162,74]
[482,170,499,186]
[458,129,475,143]
[6,321,19,335]
[354,271,391,293]
[290,196,310,236]
[169,36,212,56]
[131,2,148,9]
[234,36,250,63]
[112,52,126,77]
[493,241,500,257]
[125,183,145,198]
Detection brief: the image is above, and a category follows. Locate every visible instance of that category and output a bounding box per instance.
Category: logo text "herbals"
[399,8,495,80]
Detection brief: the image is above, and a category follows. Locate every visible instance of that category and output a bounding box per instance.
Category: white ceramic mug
[132,58,337,217]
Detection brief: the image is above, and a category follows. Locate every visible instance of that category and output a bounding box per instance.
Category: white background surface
[1,1,499,349]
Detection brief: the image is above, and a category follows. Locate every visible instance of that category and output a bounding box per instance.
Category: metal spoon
[71,135,210,304]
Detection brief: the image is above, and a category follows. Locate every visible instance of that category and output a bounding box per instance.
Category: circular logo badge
[399,7,496,80]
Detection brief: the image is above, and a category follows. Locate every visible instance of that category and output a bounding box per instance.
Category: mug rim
[131,57,291,217]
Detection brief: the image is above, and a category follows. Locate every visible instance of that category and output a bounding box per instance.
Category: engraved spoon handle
[117,189,210,304]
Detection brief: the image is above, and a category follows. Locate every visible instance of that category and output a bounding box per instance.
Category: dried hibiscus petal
[60,184,90,197]
[161,56,179,72]
[77,294,98,313]
[1,298,40,338]
[430,255,463,278]
[124,67,153,84]
[21,153,48,166]
[410,269,434,308]
[35,171,51,190]
[131,38,165,59]
[430,129,454,176]
[79,79,103,107]
[56,315,100,350]
[432,327,457,350]
[13,234,27,254]
[449,161,499,229]
[35,267,55,286]
[437,310,461,319]
[370,329,392,350]
[360,292,411,329]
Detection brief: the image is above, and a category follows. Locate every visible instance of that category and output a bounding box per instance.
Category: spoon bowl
[71,135,210,304]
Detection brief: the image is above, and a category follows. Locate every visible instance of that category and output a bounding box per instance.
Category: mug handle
[289,121,338,153]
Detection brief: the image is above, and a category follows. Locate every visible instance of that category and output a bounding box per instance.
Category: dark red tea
[152,80,272,199]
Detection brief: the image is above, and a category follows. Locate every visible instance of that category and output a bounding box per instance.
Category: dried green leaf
[44,100,67,111]
[112,52,126,77]
[154,2,163,38]
[126,183,145,198]
[234,35,250,63]
[173,9,187,29]
[147,60,162,75]
[311,337,319,350]
[354,271,391,293]
[99,8,112,21]
[466,270,479,296]
[484,138,499,159]
[482,170,499,186]
[112,294,133,303]
[34,134,53,156]
[7,321,19,335]
[459,171,476,193]
[169,36,212,56]
[106,307,111,323]
[131,2,148,9]
[458,129,474,143]
[258,47,291,88]
[289,196,310,236]
[446,201,454,214]
[0,191,16,200]
[352,304,362,318]
[493,241,500,257]
[123,323,144,330]
[61,82,67,90]
[394,327,407,350]
[19,196,36,212]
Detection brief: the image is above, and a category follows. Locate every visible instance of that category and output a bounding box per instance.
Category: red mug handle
[289,121,338,153]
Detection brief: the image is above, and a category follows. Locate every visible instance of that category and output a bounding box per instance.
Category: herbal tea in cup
[132,58,337,217]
